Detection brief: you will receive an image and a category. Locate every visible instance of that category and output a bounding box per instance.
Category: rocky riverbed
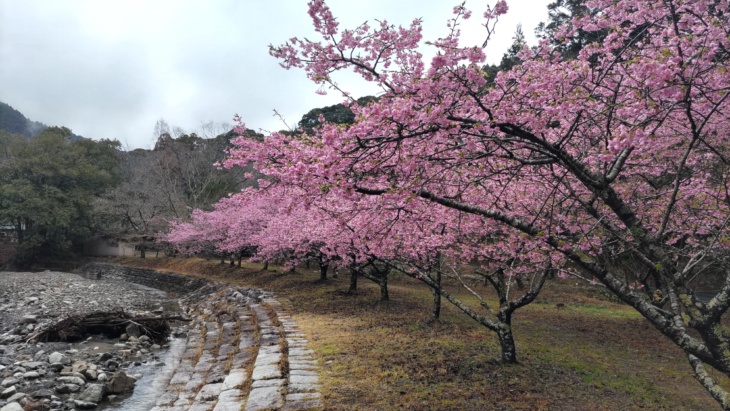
[0,270,187,411]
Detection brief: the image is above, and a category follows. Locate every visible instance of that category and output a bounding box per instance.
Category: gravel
[0,270,185,410]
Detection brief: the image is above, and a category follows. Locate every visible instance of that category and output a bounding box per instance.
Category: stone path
[150,287,322,411]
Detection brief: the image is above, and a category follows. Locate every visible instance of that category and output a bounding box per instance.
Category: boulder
[105,371,136,394]
[20,315,36,324]
[0,402,24,411]
[0,386,16,399]
[48,352,70,365]
[0,379,17,389]
[78,383,105,403]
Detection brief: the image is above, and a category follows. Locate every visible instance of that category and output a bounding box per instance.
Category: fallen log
[27,310,190,343]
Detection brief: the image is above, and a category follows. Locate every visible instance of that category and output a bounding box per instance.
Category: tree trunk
[380,273,389,301]
[349,268,358,293]
[497,310,517,364]
[263,261,269,270]
[688,354,730,410]
[237,253,242,267]
[432,270,442,320]
[220,255,225,265]
[140,245,146,259]
[497,325,518,364]
[320,261,328,281]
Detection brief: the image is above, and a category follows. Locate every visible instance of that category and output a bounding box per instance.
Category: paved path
[150,286,322,411]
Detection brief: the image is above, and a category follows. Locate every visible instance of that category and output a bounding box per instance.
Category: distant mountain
[0,101,48,138]
[0,101,86,141]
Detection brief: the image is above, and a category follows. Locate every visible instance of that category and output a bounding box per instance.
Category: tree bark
[497,324,518,364]
[688,354,730,410]
[380,273,389,301]
[432,270,442,320]
[263,261,269,270]
[349,267,358,293]
[320,261,328,280]
[139,245,146,259]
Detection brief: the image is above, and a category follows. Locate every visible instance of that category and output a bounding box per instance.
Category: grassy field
[114,256,723,410]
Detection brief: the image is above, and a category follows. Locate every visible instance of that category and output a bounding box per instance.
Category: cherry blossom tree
[225,0,730,405]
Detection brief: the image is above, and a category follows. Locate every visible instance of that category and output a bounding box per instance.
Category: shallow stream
[99,336,186,410]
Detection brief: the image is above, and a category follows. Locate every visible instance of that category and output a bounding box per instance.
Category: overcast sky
[0,0,550,149]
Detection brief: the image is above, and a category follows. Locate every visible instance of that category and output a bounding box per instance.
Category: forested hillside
[0,101,364,263]
[0,102,48,138]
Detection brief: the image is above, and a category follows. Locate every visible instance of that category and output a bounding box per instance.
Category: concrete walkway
[149,287,322,411]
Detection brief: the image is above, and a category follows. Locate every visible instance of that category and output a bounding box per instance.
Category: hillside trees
[0,127,121,260]
[0,102,48,138]
[95,123,259,255]
[223,0,730,405]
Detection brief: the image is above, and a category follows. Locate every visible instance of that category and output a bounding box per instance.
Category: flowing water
[99,336,187,410]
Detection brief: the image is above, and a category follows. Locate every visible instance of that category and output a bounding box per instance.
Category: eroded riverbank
[0,270,186,410]
[0,265,323,411]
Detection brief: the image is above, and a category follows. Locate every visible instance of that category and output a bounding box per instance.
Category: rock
[55,384,80,394]
[20,315,36,324]
[57,376,85,386]
[0,386,16,399]
[5,393,25,403]
[96,373,107,382]
[73,399,98,409]
[47,363,64,372]
[77,384,105,403]
[31,389,53,399]
[72,361,88,374]
[22,371,39,379]
[105,371,135,394]
[125,324,142,338]
[48,352,70,365]
[0,379,17,388]
[84,369,98,381]
[19,361,44,370]
[0,335,20,345]
[0,402,24,411]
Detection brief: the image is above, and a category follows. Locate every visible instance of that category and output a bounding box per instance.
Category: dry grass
[112,256,723,410]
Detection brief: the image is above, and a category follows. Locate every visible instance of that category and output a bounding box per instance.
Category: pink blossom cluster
[166,0,730,378]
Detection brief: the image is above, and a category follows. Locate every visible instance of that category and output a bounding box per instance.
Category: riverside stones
[48,352,70,366]
[0,270,184,409]
[105,371,136,394]
[0,402,23,411]
[77,383,105,403]
[0,386,16,399]
[1,268,324,410]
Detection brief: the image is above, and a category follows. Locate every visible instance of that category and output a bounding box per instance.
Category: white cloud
[0,0,550,149]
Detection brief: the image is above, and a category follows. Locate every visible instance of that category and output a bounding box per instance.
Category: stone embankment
[0,263,323,411]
